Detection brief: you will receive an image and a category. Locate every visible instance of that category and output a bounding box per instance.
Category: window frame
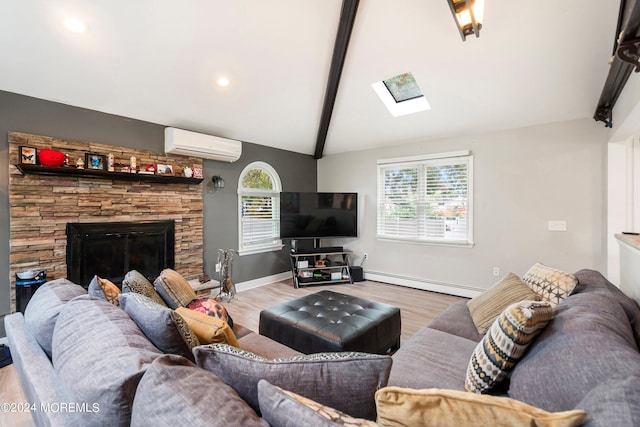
[237,161,284,256]
[376,150,474,247]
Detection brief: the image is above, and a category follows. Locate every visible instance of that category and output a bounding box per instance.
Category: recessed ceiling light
[217,77,230,87]
[64,17,87,33]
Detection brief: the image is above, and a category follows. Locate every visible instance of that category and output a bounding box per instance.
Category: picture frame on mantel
[156,164,174,176]
[85,153,106,170]
[19,146,37,165]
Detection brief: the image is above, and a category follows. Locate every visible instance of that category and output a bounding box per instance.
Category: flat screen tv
[280,192,357,239]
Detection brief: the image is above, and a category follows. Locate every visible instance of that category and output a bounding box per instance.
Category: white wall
[318,119,608,296]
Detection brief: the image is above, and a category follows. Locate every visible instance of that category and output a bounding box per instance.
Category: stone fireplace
[8,132,205,311]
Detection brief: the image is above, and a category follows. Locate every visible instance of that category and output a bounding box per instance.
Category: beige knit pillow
[467,273,541,334]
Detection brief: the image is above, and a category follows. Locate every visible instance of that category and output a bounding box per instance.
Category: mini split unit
[164,127,242,162]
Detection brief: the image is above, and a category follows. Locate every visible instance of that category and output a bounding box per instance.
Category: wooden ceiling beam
[313,0,360,160]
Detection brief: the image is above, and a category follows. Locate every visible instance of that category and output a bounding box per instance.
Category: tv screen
[280,192,357,239]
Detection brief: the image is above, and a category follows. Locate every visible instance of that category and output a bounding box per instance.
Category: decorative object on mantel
[85,153,106,170]
[75,157,85,169]
[183,167,193,178]
[107,153,115,172]
[193,165,203,179]
[157,164,174,176]
[19,146,37,165]
[38,149,65,167]
[215,248,236,302]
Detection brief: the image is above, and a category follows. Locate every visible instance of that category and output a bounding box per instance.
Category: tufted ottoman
[258,290,401,354]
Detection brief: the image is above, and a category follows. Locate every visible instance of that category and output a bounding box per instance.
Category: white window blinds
[237,162,283,255]
[377,151,473,246]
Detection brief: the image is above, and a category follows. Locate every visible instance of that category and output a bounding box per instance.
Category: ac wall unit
[164,127,242,162]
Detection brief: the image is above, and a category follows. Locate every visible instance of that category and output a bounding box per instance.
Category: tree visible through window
[377,152,473,245]
[238,162,283,255]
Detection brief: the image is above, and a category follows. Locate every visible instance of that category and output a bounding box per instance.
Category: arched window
[237,161,283,255]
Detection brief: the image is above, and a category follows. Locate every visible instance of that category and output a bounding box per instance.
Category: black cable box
[293,246,344,254]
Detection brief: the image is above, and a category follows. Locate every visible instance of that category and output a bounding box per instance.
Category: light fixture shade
[447,0,484,41]
[212,175,225,189]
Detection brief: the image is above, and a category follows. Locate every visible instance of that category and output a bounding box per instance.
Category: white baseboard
[0,337,8,346]
[236,271,292,292]
[364,271,483,299]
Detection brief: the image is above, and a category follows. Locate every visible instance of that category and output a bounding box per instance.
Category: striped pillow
[467,273,541,334]
[465,300,554,393]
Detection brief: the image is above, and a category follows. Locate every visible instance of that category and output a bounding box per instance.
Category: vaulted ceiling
[0,1,620,156]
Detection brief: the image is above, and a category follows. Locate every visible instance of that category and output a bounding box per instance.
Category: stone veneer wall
[8,131,204,311]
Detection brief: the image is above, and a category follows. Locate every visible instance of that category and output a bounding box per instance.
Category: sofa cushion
[131,354,267,427]
[426,300,484,342]
[122,270,167,307]
[23,278,86,358]
[87,275,106,300]
[374,387,587,427]
[466,300,554,393]
[522,263,577,306]
[257,380,377,427]
[118,292,199,360]
[508,291,640,413]
[388,327,478,391]
[186,297,233,327]
[573,268,640,349]
[576,375,640,427]
[153,268,197,309]
[467,273,541,334]
[194,344,392,420]
[175,307,239,347]
[52,295,163,426]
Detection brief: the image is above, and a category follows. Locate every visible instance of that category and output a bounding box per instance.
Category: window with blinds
[238,162,283,255]
[377,151,473,246]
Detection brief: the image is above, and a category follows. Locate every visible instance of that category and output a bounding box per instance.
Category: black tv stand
[289,248,352,289]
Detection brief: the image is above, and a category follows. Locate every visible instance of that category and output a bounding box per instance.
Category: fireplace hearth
[66,221,175,287]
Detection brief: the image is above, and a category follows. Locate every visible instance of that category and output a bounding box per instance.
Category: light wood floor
[0,279,465,427]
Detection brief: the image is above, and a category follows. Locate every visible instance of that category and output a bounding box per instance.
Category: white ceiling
[0,1,620,156]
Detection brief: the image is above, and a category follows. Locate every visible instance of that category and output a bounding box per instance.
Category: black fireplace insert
[66,221,175,287]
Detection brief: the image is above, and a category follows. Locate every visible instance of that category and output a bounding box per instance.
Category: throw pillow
[97,276,121,306]
[257,380,378,427]
[465,300,554,393]
[121,270,167,307]
[193,344,392,420]
[175,307,239,347]
[153,268,197,309]
[118,293,199,360]
[131,354,265,427]
[186,297,234,328]
[374,387,588,427]
[522,263,578,306]
[87,275,106,300]
[467,272,541,334]
[23,278,87,358]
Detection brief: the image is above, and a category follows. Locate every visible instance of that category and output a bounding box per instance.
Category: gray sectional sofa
[5,269,640,426]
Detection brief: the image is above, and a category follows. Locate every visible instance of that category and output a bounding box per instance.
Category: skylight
[372,72,430,117]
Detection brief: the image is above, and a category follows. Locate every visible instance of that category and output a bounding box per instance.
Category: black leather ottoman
[259,290,401,354]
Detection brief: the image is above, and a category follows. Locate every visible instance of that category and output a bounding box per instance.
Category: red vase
[38,149,65,167]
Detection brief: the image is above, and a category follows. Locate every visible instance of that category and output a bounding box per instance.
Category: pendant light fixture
[447,0,484,41]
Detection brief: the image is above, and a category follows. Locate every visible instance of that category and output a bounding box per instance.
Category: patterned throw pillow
[153,268,197,309]
[465,300,554,393]
[467,273,541,334]
[522,263,578,306]
[122,270,167,307]
[193,344,392,420]
[97,277,121,306]
[186,297,233,328]
[375,387,588,427]
[175,307,239,347]
[257,380,378,427]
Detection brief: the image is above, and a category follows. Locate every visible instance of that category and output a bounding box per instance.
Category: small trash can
[15,270,47,313]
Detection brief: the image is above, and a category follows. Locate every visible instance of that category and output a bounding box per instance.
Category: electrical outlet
[492,267,500,276]
[363,253,368,259]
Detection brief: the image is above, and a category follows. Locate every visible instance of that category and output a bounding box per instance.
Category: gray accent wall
[317,118,609,293]
[0,90,316,336]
